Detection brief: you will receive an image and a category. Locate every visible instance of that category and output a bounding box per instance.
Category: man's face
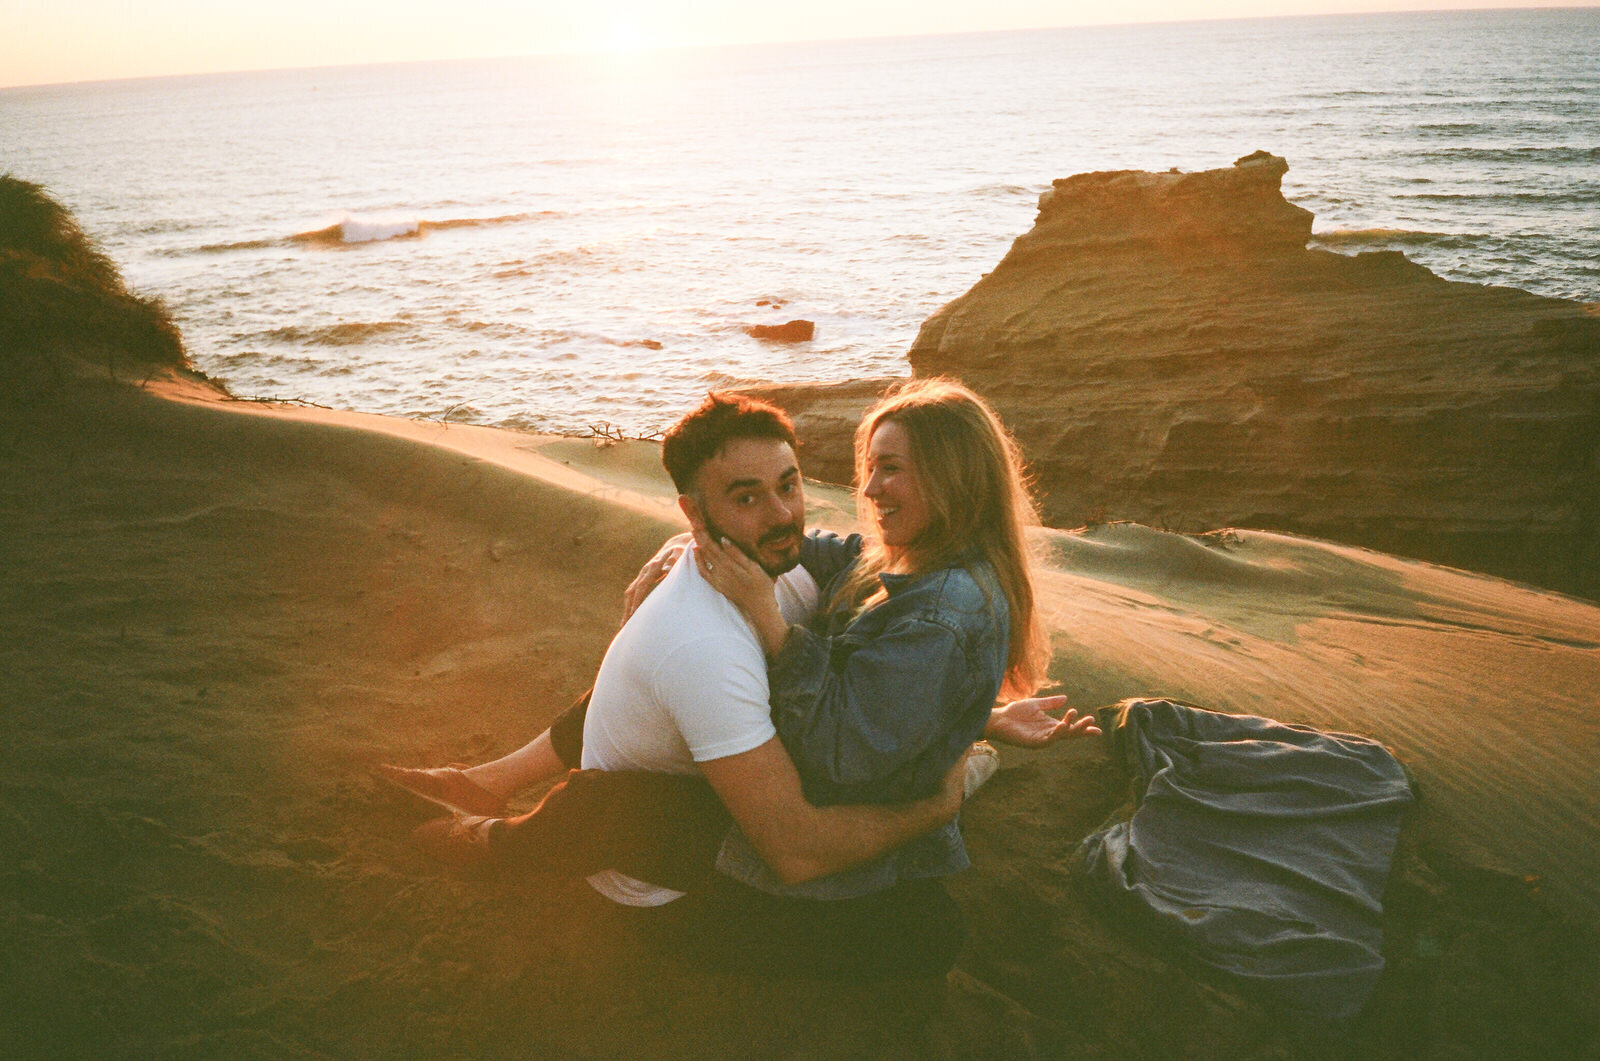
[682,437,806,577]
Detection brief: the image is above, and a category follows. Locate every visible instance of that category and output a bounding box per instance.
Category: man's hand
[985,695,1102,749]
[622,533,690,624]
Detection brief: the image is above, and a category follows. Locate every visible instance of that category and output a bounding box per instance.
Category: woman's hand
[621,533,690,624]
[985,695,1102,748]
[693,530,790,657]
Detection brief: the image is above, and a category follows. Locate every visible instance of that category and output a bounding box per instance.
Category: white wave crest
[335,212,420,243]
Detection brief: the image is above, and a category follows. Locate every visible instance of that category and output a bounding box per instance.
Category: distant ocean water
[3,8,1596,434]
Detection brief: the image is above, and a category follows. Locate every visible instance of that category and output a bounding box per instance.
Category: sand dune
[4,370,1596,1058]
[1037,522,1599,917]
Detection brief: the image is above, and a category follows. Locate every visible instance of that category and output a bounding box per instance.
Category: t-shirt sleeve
[650,634,777,763]
[774,566,820,626]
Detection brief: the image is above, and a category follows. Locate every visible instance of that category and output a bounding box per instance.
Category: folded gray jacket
[1077,698,1415,1023]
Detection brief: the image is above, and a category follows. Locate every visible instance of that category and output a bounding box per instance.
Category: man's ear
[678,494,706,534]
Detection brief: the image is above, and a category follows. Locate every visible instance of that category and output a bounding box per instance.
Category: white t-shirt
[582,546,819,905]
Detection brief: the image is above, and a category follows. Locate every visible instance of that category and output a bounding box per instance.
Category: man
[385,393,1095,977]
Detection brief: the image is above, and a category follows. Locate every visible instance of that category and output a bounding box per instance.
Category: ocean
[3,7,1596,435]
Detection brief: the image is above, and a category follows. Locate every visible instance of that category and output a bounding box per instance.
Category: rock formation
[745,319,815,342]
[734,377,895,485]
[894,152,1600,599]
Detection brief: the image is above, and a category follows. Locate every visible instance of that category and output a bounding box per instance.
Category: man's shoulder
[590,559,775,768]
[628,568,766,680]
[646,619,775,762]
[627,559,754,644]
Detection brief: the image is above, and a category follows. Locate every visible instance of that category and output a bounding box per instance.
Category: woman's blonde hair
[832,377,1049,700]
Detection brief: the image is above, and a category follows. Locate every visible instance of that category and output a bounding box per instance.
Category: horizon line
[3,3,1591,92]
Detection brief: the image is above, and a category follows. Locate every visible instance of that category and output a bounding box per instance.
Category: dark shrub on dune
[0,175,188,398]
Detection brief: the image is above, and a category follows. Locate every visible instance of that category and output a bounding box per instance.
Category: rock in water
[908,153,1600,599]
[745,319,815,342]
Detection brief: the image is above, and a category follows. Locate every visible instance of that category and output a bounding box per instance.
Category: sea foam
[307,213,421,244]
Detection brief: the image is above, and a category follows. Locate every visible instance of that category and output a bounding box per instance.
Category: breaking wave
[292,215,421,245]
[196,211,555,253]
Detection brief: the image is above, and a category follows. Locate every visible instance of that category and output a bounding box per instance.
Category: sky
[2,0,1592,89]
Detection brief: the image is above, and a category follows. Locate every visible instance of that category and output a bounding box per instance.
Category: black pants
[489,690,730,890]
[647,871,965,982]
[497,690,966,980]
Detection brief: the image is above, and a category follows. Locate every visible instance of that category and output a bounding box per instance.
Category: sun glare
[607,19,650,56]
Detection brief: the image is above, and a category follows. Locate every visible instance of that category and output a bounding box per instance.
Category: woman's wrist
[755,606,791,658]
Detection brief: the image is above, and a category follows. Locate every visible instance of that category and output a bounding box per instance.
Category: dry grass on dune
[0,176,188,405]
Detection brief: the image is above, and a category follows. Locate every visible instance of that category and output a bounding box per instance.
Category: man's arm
[697,737,965,887]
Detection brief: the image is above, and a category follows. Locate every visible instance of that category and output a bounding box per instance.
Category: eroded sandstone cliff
[897,152,1599,598]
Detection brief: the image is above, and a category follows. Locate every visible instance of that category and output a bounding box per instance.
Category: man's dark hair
[661,392,798,494]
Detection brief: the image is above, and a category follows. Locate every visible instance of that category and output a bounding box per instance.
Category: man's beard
[702,513,803,578]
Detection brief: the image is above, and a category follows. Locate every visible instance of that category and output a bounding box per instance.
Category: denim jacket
[717,531,1010,899]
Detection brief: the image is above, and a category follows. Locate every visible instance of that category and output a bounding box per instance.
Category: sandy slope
[2,375,1595,1059]
[1037,522,1600,918]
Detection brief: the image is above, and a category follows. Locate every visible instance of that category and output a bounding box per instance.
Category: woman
[384,380,1095,977]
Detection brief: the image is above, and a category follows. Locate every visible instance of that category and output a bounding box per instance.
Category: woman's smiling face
[863,420,931,551]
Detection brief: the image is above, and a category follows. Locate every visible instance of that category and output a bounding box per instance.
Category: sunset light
[5,0,1597,1052]
[606,18,652,56]
[3,0,1591,87]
